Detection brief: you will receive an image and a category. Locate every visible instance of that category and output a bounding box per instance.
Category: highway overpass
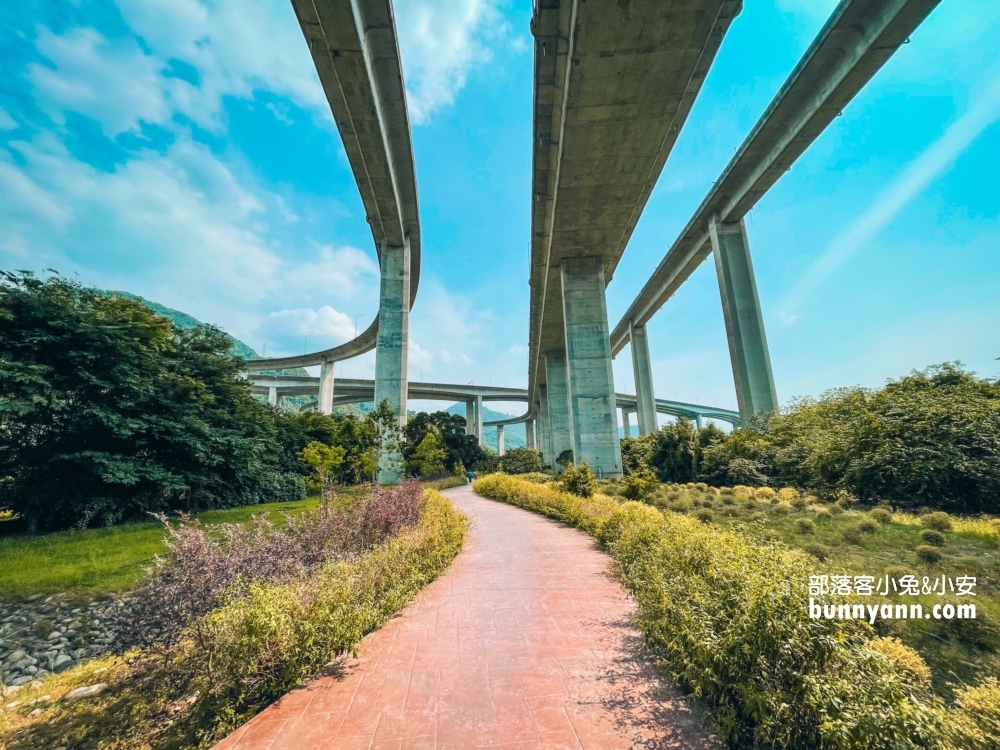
[240,0,942,480]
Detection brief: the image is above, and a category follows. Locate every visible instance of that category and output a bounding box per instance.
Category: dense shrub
[922,512,954,532]
[620,466,659,502]
[0,272,304,530]
[403,411,487,475]
[117,480,427,652]
[920,529,947,547]
[497,447,544,475]
[870,507,893,524]
[949,677,1000,749]
[560,461,597,498]
[475,475,959,749]
[794,518,816,534]
[916,545,943,563]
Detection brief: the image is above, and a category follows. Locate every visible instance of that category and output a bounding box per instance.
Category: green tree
[620,435,655,475]
[299,441,346,492]
[369,399,404,483]
[403,411,486,473]
[620,465,659,502]
[405,430,448,477]
[497,447,544,474]
[560,461,597,498]
[648,419,698,483]
[0,272,303,530]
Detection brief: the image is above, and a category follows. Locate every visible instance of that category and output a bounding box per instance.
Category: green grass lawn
[0,495,338,602]
[621,480,1000,699]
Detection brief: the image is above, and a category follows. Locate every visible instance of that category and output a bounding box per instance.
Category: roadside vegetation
[623,363,1000,514]
[475,473,999,750]
[0,483,467,749]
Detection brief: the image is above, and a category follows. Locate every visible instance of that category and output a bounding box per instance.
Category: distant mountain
[103,290,307,376]
[445,403,526,452]
[102,290,527,435]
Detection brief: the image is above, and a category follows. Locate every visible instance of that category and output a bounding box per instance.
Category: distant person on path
[466,469,474,485]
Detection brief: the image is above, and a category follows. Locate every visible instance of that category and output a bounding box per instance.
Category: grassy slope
[0,495,355,601]
[618,480,1000,700]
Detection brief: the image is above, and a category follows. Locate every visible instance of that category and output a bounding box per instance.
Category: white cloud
[781,68,1000,316]
[26,1,326,137]
[256,305,358,352]
[395,0,520,124]
[0,131,377,346]
[0,108,18,130]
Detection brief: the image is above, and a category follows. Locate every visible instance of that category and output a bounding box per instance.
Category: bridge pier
[525,419,535,450]
[267,386,278,407]
[497,424,505,456]
[709,216,778,423]
[374,242,411,483]
[475,395,484,446]
[628,321,658,436]
[544,350,573,469]
[537,389,551,466]
[560,258,622,478]
[621,409,633,439]
[318,359,335,416]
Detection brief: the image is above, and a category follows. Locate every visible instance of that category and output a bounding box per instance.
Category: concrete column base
[560,257,622,478]
[629,321,658,436]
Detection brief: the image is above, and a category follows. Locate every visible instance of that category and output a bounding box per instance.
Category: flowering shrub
[117,480,427,652]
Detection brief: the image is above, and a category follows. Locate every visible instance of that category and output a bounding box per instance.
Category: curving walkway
[214,485,720,749]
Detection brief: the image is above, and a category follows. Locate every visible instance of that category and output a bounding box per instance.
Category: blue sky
[1,0,998,421]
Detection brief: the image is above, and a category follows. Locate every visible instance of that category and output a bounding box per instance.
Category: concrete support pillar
[560,257,622,478]
[497,424,505,456]
[695,414,705,430]
[267,386,277,407]
[318,359,335,416]
[544,351,573,469]
[537,390,551,466]
[374,241,411,483]
[525,420,535,450]
[465,400,475,437]
[475,396,484,446]
[629,320,658,436]
[622,409,633,439]
[709,216,778,423]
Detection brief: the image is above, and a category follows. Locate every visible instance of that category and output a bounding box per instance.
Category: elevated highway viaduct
[525,0,941,476]
[247,374,740,457]
[244,0,420,482]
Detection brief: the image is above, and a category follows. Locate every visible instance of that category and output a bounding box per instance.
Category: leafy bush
[841,525,866,545]
[922,512,954,532]
[916,545,943,563]
[497,447,544,475]
[694,508,714,523]
[0,272,305,530]
[794,518,816,534]
[117,480,427,653]
[858,518,879,534]
[949,677,1000,749]
[920,529,947,547]
[803,542,830,561]
[195,492,466,724]
[405,429,448,477]
[620,466,659,502]
[475,475,953,748]
[870,507,893,524]
[560,461,597,498]
[403,411,486,475]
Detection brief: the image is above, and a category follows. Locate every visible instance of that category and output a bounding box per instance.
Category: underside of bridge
[527,0,743,475]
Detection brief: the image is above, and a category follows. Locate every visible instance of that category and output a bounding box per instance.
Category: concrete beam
[318,359,335,416]
[610,0,942,354]
[629,320,658,436]
[710,216,777,422]
[561,257,622,478]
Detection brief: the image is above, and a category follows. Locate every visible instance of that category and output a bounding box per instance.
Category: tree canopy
[0,272,304,530]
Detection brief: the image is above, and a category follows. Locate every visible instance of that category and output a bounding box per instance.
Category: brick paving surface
[214,485,721,749]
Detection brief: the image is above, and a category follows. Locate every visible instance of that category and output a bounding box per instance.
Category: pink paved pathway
[214,485,720,749]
